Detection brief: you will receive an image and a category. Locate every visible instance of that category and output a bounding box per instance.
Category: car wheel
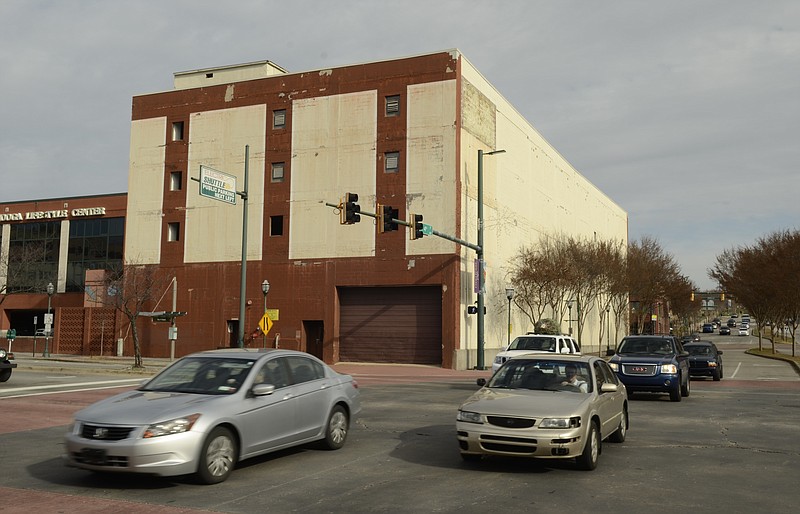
[712,369,721,381]
[321,405,349,450]
[196,426,237,485]
[669,386,682,402]
[0,369,11,383]
[576,421,600,470]
[608,407,627,443]
[680,374,690,397]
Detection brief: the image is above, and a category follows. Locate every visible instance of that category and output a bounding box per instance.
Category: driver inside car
[561,364,588,392]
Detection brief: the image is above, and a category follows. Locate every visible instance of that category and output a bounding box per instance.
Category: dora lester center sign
[199,165,237,205]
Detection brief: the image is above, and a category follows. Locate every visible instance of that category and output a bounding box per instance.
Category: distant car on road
[738,326,749,336]
[64,348,361,484]
[727,318,737,327]
[701,323,714,333]
[684,341,723,381]
[719,326,731,335]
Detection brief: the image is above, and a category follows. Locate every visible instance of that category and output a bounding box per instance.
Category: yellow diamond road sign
[259,312,273,334]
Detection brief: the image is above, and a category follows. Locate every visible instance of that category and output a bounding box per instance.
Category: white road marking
[0,378,142,395]
[730,362,742,378]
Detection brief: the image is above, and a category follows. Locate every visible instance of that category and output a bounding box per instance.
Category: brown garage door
[339,286,442,365]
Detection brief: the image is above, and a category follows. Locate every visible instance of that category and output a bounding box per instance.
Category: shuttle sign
[199,165,237,205]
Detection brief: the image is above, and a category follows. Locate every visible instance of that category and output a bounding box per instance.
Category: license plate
[81,448,107,465]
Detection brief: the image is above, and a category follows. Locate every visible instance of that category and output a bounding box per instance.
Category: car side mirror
[717,350,723,355]
[606,349,616,356]
[599,383,618,394]
[477,378,487,387]
[252,383,276,396]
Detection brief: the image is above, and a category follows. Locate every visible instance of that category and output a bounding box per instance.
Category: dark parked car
[607,335,690,402]
[719,326,731,335]
[684,341,723,381]
[0,348,17,382]
[701,323,714,333]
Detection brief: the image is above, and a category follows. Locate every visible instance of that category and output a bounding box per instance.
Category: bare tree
[101,263,169,368]
[0,241,53,306]
[626,236,683,334]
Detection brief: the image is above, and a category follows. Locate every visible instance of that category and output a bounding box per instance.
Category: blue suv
[607,335,690,402]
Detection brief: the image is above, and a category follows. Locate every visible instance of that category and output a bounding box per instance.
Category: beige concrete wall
[289,91,377,260]
[406,80,458,256]
[185,105,266,263]
[125,117,167,265]
[458,57,628,359]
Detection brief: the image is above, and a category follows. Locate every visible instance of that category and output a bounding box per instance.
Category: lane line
[0,378,142,394]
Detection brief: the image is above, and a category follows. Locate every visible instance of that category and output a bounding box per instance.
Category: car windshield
[488,359,592,393]
[507,336,556,351]
[141,357,256,395]
[618,338,674,355]
[685,345,712,356]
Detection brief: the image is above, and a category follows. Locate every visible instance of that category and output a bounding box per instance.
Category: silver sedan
[456,355,628,470]
[64,348,361,484]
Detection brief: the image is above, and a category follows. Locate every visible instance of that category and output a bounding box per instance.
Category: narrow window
[385,95,400,116]
[384,151,399,173]
[270,215,284,236]
[271,162,285,183]
[273,109,286,129]
[171,122,184,141]
[170,171,183,191]
[167,222,180,242]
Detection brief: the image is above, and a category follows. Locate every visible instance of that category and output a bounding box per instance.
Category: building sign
[199,165,237,205]
[0,207,107,222]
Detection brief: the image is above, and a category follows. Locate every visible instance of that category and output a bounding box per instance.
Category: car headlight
[539,417,581,429]
[143,413,200,438]
[0,349,6,359]
[457,410,483,424]
[608,362,619,372]
[660,364,678,374]
[493,356,503,364]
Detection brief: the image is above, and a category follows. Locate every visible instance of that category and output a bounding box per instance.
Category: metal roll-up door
[339,286,442,365]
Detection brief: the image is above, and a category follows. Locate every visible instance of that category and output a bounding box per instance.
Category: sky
[1,1,798,291]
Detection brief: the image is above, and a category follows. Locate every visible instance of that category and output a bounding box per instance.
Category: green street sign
[199,165,237,205]
[422,223,433,236]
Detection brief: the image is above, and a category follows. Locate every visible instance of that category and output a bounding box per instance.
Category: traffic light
[341,192,361,224]
[720,292,725,301]
[379,204,398,233]
[410,213,424,240]
[691,292,695,302]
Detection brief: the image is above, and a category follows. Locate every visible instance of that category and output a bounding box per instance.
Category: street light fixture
[476,148,505,370]
[505,287,515,346]
[261,279,270,348]
[44,282,54,358]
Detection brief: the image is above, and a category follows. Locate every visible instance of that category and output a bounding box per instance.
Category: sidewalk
[11,352,490,381]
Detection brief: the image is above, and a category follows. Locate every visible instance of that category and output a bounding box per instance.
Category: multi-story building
[1,50,627,368]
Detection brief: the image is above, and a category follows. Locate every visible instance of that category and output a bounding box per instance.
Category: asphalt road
[1,335,798,513]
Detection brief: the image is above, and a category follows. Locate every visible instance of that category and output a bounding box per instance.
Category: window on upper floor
[385,95,400,117]
[168,222,180,242]
[384,151,399,173]
[273,109,286,129]
[271,162,285,183]
[172,122,184,141]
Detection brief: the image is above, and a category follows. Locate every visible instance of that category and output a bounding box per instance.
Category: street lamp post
[505,287,515,346]
[567,300,573,337]
[261,279,270,348]
[606,306,611,354]
[476,148,505,370]
[44,282,54,358]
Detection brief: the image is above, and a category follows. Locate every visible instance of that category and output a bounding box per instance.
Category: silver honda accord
[64,348,361,484]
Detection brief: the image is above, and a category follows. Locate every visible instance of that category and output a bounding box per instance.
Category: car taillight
[351,379,359,389]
